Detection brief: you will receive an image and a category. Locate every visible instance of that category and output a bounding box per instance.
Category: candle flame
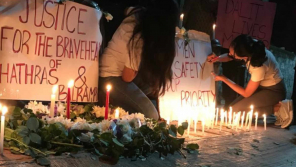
[106,85,112,91]
[52,85,58,94]
[180,13,184,20]
[0,103,2,111]
[2,106,7,115]
[115,108,119,119]
[255,112,258,117]
[250,105,254,110]
[213,24,216,29]
[68,80,74,88]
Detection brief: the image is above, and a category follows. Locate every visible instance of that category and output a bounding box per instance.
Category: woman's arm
[207,53,232,63]
[122,66,137,82]
[212,73,260,98]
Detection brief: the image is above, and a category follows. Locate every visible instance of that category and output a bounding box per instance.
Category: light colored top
[248,49,283,87]
[100,15,142,77]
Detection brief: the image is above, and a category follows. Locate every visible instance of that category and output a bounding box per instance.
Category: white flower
[92,106,109,118]
[25,101,49,114]
[98,120,112,133]
[44,115,73,129]
[57,102,66,116]
[104,12,113,22]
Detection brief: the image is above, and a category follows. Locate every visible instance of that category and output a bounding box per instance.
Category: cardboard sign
[216,0,276,48]
[159,31,215,120]
[0,1,102,102]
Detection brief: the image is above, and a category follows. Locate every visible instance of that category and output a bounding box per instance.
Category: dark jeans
[99,76,159,120]
[230,80,287,116]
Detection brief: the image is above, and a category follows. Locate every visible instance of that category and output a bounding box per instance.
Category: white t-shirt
[100,15,142,77]
[247,49,283,87]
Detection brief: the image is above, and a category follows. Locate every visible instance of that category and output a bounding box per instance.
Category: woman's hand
[207,53,219,63]
[211,72,226,82]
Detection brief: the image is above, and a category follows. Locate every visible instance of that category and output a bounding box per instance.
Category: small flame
[2,106,7,115]
[52,85,58,94]
[106,85,112,91]
[68,80,74,88]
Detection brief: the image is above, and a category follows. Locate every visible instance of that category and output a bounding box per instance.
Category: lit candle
[220,109,224,131]
[105,85,112,120]
[255,112,258,130]
[241,111,245,129]
[67,80,74,119]
[245,112,249,129]
[115,108,119,119]
[263,114,266,130]
[249,105,254,130]
[180,13,184,28]
[236,112,241,131]
[167,117,170,125]
[213,24,216,40]
[225,110,228,125]
[0,106,7,155]
[50,85,58,117]
[229,107,232,126]
[232,112,236,129]
[215,108,219,126]
[202,118,205,134]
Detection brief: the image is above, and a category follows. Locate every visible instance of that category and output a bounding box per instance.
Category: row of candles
[179,13,216,40]
[166,105,267,136]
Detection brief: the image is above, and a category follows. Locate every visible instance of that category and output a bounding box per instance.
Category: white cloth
[248,49,283,87]
[100,15,142,77]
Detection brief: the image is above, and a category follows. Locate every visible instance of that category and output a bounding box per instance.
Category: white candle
[245,112,249,129]
[232,112,236,129]
[215,108,219,126]
[202,118,205,134]
[220,109,224,131]
[255,112,258,130]
[241,111,245,128]
[50,85,58,117]
[0,106,7,155]
[115,108,119,119]
[263,114,266,130]
[167,117,170,125]
[249,105,254,130]
[229,107,232,126]
[213,24,216,40]
[180,13,184,28]
[225,110,228,125]
[236,112,241,131]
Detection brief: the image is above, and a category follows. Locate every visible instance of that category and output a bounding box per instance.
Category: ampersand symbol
[75,66,87,89]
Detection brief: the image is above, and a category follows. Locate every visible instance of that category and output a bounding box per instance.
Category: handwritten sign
[159,31,215,120]
[0,1,102,102]
[216,0,276,48]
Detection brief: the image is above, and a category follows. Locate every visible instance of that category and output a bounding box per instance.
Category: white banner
[159,31,215,120]
[0,0,102,102]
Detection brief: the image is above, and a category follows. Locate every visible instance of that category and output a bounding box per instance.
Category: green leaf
[95,149,103,156]
[26,117,39,132]
[169,125,177,137]
[15,126,29,137]
[112,138,124,147]
[29,133,41,145]
[99,132,112,143]
[4,128,14,138]
[186,143,199,150]
[182,122,188,129]
[177,126,184,136]
[36,157,51,166]
[12,107,22,119]
[158,122,166,129]
[23,136,30,145]
[10,146,20,152]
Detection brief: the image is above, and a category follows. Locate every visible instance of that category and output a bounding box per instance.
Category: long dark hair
[230,34,267,67]
[127,0,179,96]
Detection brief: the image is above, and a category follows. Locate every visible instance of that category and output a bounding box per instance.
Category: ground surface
[0,123,296,167]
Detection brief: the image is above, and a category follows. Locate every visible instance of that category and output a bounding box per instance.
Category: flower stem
[50,141,83,148]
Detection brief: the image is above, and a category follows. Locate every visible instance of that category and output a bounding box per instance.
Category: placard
[0,0,102,102]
